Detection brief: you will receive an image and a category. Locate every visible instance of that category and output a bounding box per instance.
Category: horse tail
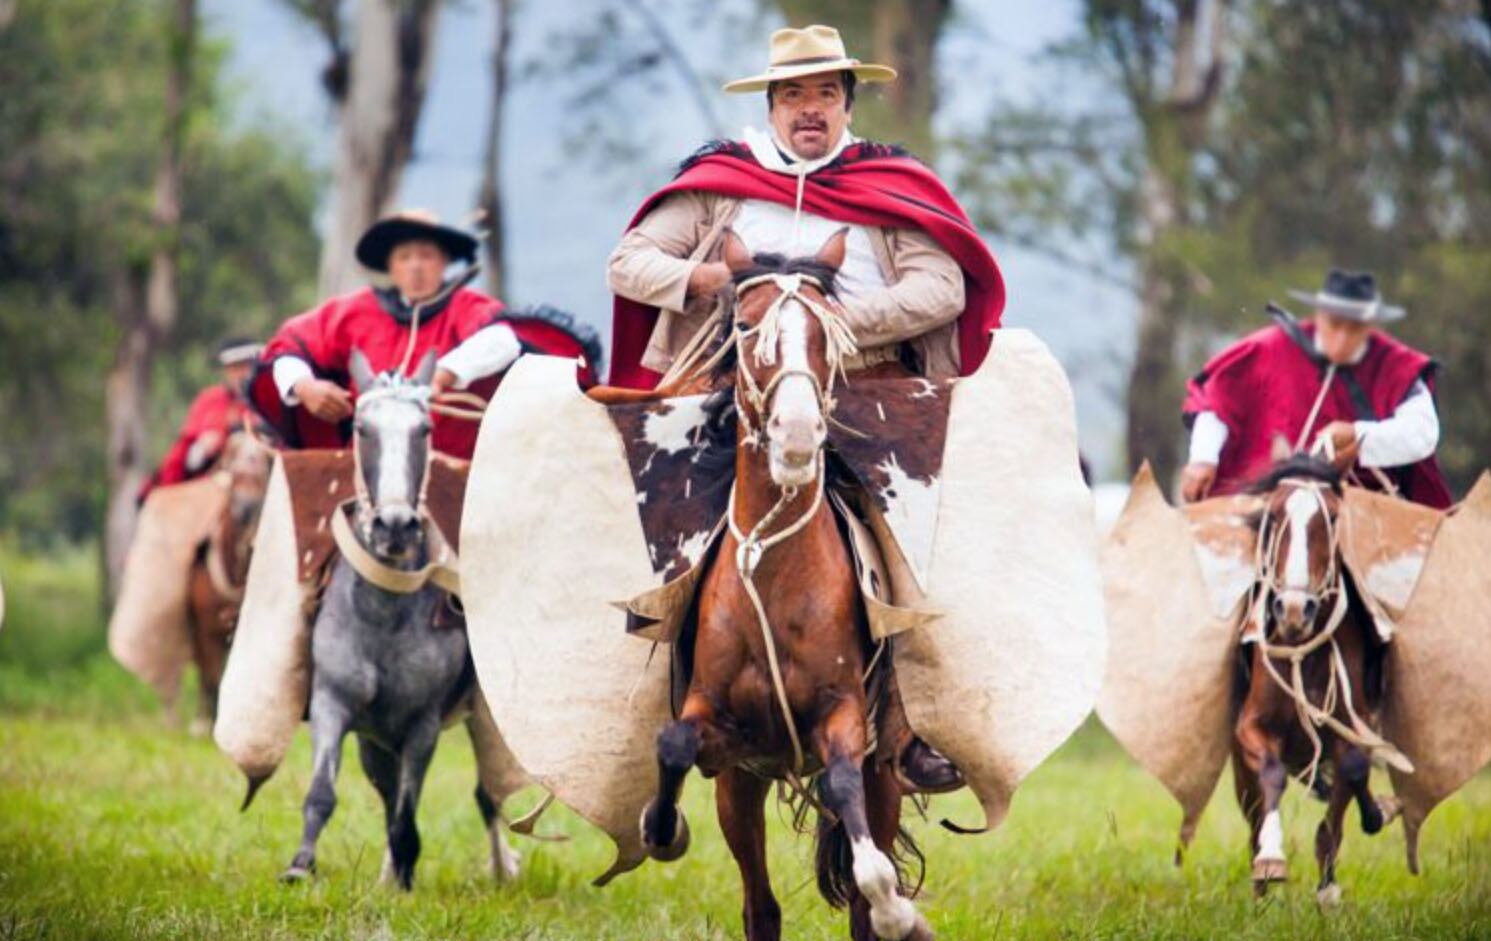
[813,809,855,909]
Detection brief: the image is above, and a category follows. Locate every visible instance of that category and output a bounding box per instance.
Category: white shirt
[1189,366,1439,469]
[733,127,888,305]
[273,321,521,405]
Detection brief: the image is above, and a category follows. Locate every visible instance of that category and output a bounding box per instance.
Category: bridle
[709,271,858,450]
[711,271,882,788]
[330,377,460,595]
[1241,476,1413,783]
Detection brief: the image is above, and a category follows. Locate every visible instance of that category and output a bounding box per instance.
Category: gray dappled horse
[280,349,520,890]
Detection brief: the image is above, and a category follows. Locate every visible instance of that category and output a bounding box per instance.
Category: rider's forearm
[272,356,315,405]
[437,323,522,388]
[1356,380,1439,468]
[1188,412,1229,465]
[839,250,964,349]
[606,190,714,312]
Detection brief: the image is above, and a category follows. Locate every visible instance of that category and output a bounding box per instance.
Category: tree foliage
[0,0,320,546]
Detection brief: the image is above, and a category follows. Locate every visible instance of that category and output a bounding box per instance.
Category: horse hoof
[869,895,919,940]
[902,912,935,941]
[1316,883,1343,910]
[1251,856,1287,890]
[490,840,522,883]
[280,863,314,884]
[640,804,690,863]
[1376,796,1403,828]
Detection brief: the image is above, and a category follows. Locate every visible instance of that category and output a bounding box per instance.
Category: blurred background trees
[0,0,319,577]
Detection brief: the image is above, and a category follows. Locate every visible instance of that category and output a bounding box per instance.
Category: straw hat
[722,25,896,94]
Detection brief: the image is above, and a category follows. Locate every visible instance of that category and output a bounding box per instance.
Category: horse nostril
[1271,595,1286,622]
[1303,598,1319,622]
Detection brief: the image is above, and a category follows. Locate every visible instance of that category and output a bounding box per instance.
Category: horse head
[721,227,854,490]
[348,347,436,559]
[1248,454,1346,644]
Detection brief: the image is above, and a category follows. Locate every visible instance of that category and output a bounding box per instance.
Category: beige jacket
[607,190,966,380]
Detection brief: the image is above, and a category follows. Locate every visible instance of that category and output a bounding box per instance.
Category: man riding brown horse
[606,24,1006,798]
[1181,268,1451,508]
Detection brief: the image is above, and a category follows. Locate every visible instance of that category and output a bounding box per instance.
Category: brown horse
[638,229,928,941]
[1231,453,1404,906]
[185,429,273,734]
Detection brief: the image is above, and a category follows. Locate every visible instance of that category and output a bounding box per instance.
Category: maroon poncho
[1183,317,1451,508]
[250,286,597,460]
[140,384,246,499]
[609,141,1005,389]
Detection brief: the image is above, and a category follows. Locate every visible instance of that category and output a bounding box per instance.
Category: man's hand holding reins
[293,378,354,422]
[686,261,733,300]
[1180,462,1217,503]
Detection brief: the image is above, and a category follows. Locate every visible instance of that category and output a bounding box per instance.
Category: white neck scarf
[741,126,856,248]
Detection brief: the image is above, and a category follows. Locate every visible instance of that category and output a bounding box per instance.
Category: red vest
[141,384,246,499]
[1183,319,1451,508]
[249,287,596,460]
[609,141,1005,388]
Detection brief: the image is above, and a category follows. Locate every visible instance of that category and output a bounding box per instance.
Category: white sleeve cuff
[272,356,315,405]
[1356,379,1439,468]
[436,323,522,388]
[1188,411,1229,465]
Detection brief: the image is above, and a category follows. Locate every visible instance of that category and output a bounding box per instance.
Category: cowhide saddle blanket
[605,375,954,642]
[277,449,469,588]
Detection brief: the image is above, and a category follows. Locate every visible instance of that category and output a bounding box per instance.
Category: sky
[203,0,1136,478]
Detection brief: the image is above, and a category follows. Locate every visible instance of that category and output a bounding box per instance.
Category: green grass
[2,548,1490,939]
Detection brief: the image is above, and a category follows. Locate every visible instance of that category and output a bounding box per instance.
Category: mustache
[792,117,827,131]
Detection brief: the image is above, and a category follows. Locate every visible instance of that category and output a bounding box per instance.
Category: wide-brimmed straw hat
[1287,268,1405,323]
[722,25,897,94]
[355,209,478,273]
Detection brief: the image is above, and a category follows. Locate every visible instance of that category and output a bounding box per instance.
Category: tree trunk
[476,0,514,297]
[318,0,442,296]
[1121,0,1230,487]
[104,0,196,595]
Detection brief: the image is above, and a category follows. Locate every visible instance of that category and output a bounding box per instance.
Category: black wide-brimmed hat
[355,209,478,273]
[215,336,262,366]
[1288,268,1405,323]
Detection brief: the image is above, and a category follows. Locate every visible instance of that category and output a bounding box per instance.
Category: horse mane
[1246,453,1343,494]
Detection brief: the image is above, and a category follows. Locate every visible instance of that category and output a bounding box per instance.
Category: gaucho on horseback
[606,24,1005,800]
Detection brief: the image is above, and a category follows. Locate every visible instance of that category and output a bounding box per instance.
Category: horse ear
[1270,433,1293,464]
[349,348,376,391]
[816,227,849,272]
[411,349,438,386]
[721,227,753,275]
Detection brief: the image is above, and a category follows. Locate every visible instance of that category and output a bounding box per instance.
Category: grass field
[2,548,1490,940]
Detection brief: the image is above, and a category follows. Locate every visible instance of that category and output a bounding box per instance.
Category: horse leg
[816,700,925,941]
[849,757,928,941]
[466,701,526,882]
[1236,717,1289,894]
[716,766,780,941]
[1230,739,1264,859]
[356,735,401,885]
[281,690,351,883]
[386,713,442,890]
[641,693,716,862]
[185,568,216,736]
[1314,741,1357,909]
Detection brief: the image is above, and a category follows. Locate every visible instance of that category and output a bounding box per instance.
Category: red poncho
[140,384,246,499]
[250,286,596,460]
[609,141,1006,388]
[1183,319,1451,508]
